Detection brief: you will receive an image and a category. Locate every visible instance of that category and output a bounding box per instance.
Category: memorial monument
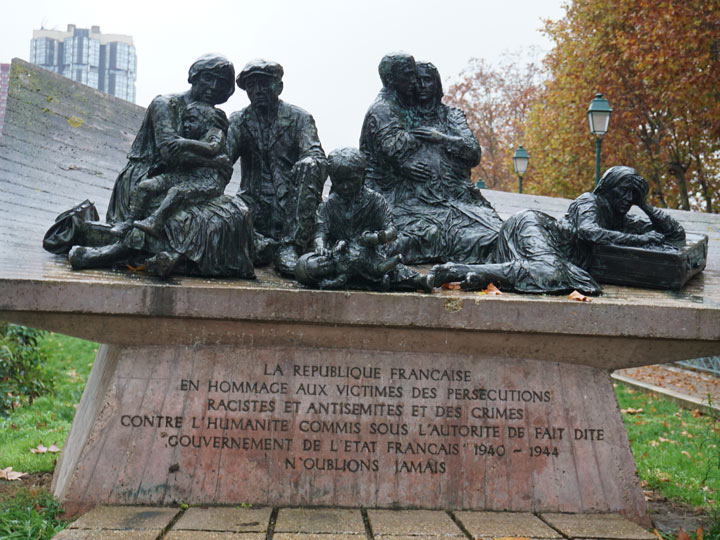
[1,58,719,530]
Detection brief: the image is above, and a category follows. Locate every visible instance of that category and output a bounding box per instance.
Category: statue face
[609,182,635,214]
[332,171,364,202]
[182,108,206,140]
[191,71,232,105]
[244,74,281,110]
[416,65,436,104]
[306,255,335,280]
[392,58,417,102]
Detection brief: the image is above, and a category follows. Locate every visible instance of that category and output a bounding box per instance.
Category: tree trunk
[668,161,690,211]
[693,153,713,213]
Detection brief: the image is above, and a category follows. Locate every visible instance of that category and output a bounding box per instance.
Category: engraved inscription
[123,361,609,476]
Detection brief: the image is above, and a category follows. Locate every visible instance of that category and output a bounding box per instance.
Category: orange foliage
[444,51,543,192]
[524,0,720,212]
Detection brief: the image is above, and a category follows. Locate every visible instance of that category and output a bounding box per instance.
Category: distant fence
[676,357,720,377]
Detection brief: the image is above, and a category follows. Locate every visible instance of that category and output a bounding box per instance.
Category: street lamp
[513,145,529,194]
[587,93,612,186]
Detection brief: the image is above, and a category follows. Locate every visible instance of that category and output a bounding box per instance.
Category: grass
[0,488,67,539]
[616,382,720,509]
[0,332,97,473]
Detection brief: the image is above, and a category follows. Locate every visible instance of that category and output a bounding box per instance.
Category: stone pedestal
[53,341,648,526]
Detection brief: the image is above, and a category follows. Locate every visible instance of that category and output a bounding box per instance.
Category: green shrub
[0,324,54,413]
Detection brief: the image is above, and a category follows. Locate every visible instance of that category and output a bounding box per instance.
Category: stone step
[51,506,657,539]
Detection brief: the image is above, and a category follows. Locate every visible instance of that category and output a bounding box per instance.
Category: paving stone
[540,513,656,539]
[165,532,266,540]
[53,530,160,539]
[274,508,365,534]
[454,511,562,538]
[367,509,463,536]
[273,535,367,540]
[68,506,179,530]
[371,537,463,540]
[173,507,272,532]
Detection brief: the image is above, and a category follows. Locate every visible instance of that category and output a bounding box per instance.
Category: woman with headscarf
[66,54,255,278]
[429,166,685,294]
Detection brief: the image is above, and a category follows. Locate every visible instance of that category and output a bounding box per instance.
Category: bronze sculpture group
[45,52,700,294]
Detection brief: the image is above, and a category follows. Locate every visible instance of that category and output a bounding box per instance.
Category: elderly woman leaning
[429,166,685,294]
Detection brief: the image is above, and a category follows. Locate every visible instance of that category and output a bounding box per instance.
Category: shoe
[68,246,91,269]
[275,244,299,277]
[412,273,434,293]
[146,251,178,278]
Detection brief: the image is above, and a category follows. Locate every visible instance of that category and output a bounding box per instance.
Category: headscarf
[416,61,443,109]
[594,165,649,204]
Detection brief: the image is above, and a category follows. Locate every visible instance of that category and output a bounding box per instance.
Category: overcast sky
[2,0,566,151]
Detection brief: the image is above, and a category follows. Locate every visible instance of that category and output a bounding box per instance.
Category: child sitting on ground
[294,147,431,292]
[113,101,232,237]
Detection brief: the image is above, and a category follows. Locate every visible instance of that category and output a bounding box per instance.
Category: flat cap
[236,59,284,89]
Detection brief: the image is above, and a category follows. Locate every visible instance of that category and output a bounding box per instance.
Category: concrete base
[52,342,649,527]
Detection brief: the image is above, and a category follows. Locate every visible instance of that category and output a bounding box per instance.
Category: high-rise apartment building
[0,63,10,136]
[30,24,136,102]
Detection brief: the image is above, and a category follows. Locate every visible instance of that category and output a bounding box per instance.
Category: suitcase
[588,232,708,289]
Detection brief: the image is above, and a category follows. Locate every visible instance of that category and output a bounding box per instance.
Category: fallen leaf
[481,282,503,295]
[48,442,61,453]
[621,407,644,414]
[648,440,659,447]
[656,472,671,482]
[10,424,17,430]
[677,528,691,540]
[691,409,702,418]
[681,450,692,459]
[652,529,663,540]
[127,263,147,272]
[30,442,48,454]
[0,467,27,481]
[441,282,462,290]
[658,436,677,444]
[696,526,703,540]
[568,290,592,302]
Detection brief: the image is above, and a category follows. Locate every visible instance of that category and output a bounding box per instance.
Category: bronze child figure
[115,101,233,237]
[295,147,431,292]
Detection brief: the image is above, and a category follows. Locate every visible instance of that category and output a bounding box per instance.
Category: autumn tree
[524,0,720,211]
[444,52,543,192]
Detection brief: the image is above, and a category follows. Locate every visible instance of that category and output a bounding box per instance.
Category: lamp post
[587,93,612,186]
[513,145,529,194]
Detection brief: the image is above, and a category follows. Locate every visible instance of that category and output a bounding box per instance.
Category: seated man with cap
[228,59,327,276]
